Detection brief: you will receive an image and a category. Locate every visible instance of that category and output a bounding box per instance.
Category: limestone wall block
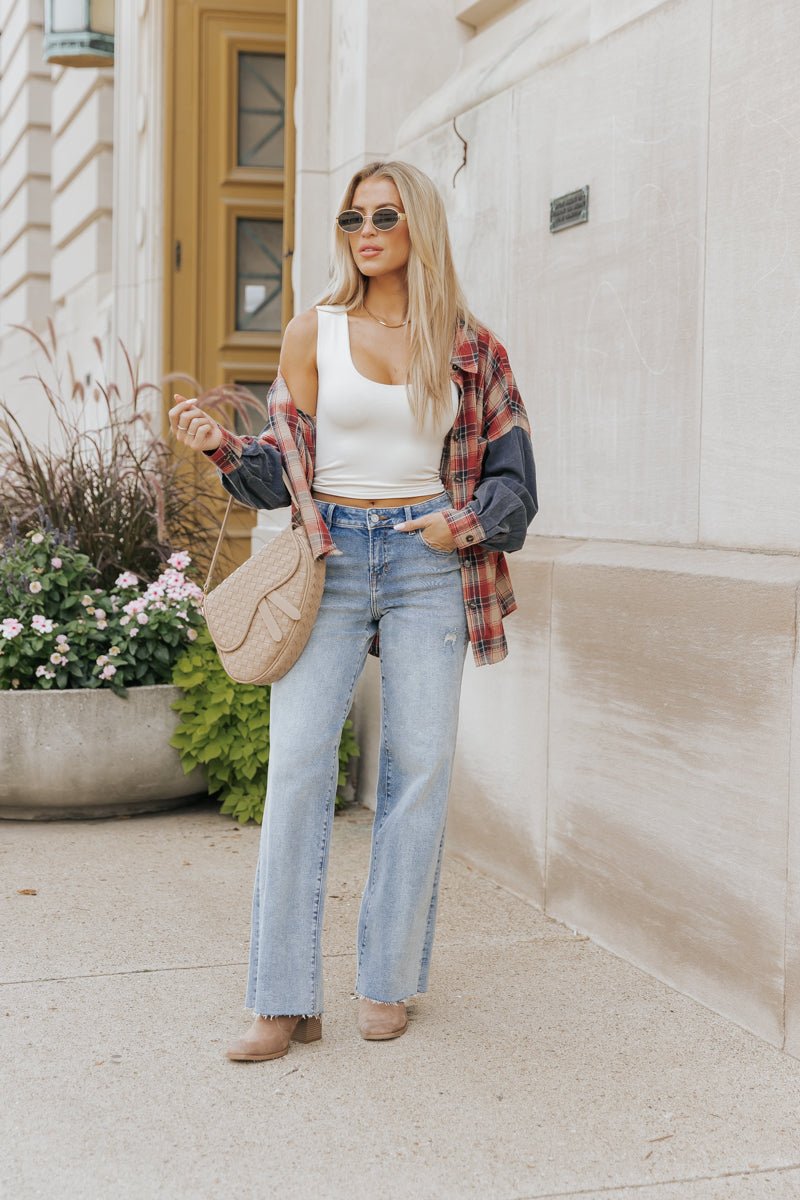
[700,0,800,551]
[51,149,112,250]
[448,539,577,903]
[0,174,49,253]
[546,540,800,1046]
[509,0,710,544]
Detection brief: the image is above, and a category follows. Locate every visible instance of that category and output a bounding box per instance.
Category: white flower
[186,628,198,641]
[55,635,70,649]
[96,620,108,630]
[119,614,131,626]
[29,580,42,594]
[81,595,94,607]
[35,665,48,677]
[115,571,139,588]
[31,615,54,634]
[168,551,191,570]
[86,606,96,616]
[50,557,62,569]
[136,612,149,625]
[94,609,106,620]
[100,663,117,680]
[109,646,121,656]
[1,618,23,639]
[128,627,139,637]
[96,655,109,666]
[49,652,64,665]
[30,532,44,545]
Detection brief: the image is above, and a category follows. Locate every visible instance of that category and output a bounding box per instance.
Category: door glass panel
[233,380,271,436]
[237,52,284,169]
[235,218,282,332]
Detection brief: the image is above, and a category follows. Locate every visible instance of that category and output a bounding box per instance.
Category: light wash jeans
[244,491,469,1018]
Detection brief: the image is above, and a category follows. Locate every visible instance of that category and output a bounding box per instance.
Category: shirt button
[465,534,474,542]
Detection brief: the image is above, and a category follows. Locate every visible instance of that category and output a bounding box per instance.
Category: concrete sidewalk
[2,799,800,1200]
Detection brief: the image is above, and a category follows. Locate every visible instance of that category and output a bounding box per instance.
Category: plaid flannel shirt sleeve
[442,339,538,552]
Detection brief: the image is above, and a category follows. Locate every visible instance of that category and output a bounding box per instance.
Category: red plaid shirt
[207,320,536,667]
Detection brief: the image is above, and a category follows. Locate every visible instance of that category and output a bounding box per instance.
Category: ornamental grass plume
[0,323,268,589]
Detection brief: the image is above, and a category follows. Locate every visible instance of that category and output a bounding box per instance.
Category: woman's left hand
[393,511,456,552]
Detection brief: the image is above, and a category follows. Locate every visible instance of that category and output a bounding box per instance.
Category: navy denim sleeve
[203,433,291,510]
[466,426,538,552]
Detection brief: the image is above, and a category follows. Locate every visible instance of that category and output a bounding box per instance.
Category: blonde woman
[169,160,537,1062]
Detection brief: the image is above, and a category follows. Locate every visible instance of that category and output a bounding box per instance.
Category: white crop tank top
[312,304,459,499]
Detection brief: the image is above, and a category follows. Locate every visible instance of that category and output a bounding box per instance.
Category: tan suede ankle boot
[357,998,408,1040]
[226,1013,322,1061]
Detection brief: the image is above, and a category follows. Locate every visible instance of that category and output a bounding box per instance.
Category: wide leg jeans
[244,492,469,1018]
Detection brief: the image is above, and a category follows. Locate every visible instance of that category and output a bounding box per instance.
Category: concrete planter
[0,684,207,820]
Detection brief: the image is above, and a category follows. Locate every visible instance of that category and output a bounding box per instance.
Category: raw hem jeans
[244,491,469,1019]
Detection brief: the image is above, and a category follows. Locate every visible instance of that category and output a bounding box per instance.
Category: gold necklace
[362,302,408,329]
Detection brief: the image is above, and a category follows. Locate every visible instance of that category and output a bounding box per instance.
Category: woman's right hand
[169,394,223,453]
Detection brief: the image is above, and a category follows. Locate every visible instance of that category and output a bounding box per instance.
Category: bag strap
[203,468,298,595]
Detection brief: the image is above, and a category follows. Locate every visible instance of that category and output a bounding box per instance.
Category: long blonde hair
[316,160,479,432]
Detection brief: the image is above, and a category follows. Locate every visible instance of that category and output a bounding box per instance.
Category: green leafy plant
[170,625,360,824]
[0,523,204,695]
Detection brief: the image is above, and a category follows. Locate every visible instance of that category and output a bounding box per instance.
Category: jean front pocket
[416,527,457,556]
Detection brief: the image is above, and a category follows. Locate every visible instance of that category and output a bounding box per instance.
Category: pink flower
[128,627,139,638]
[119,614,131,626]
[100,664,117,680]
[50,557,62,569]
[136,612,149,625]
[49,652,65,665]
[31,615,54,634]
[2,618,23,639]
[115,571,139,588]
[168,551,191,570]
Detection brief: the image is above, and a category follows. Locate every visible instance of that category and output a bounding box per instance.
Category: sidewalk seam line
[509,1159,800,1199]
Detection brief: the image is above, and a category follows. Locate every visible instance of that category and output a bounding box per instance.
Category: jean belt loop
[402,502,412,524]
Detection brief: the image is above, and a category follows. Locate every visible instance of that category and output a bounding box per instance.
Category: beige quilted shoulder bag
[201,469,326,685]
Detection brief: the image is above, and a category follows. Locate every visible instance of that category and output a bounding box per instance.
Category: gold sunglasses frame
[335,207,408,234]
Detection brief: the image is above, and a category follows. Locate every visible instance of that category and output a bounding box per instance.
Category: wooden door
[165,0,295,567]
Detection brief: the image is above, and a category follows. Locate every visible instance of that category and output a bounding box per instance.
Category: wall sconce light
[43,1,115,68]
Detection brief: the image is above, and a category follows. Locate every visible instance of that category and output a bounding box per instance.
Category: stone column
[110,0,165,410]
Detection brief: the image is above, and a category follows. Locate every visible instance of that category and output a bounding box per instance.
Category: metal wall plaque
[550,186,589,233]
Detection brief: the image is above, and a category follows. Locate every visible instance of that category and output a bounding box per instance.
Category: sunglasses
[335,207,408,234]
